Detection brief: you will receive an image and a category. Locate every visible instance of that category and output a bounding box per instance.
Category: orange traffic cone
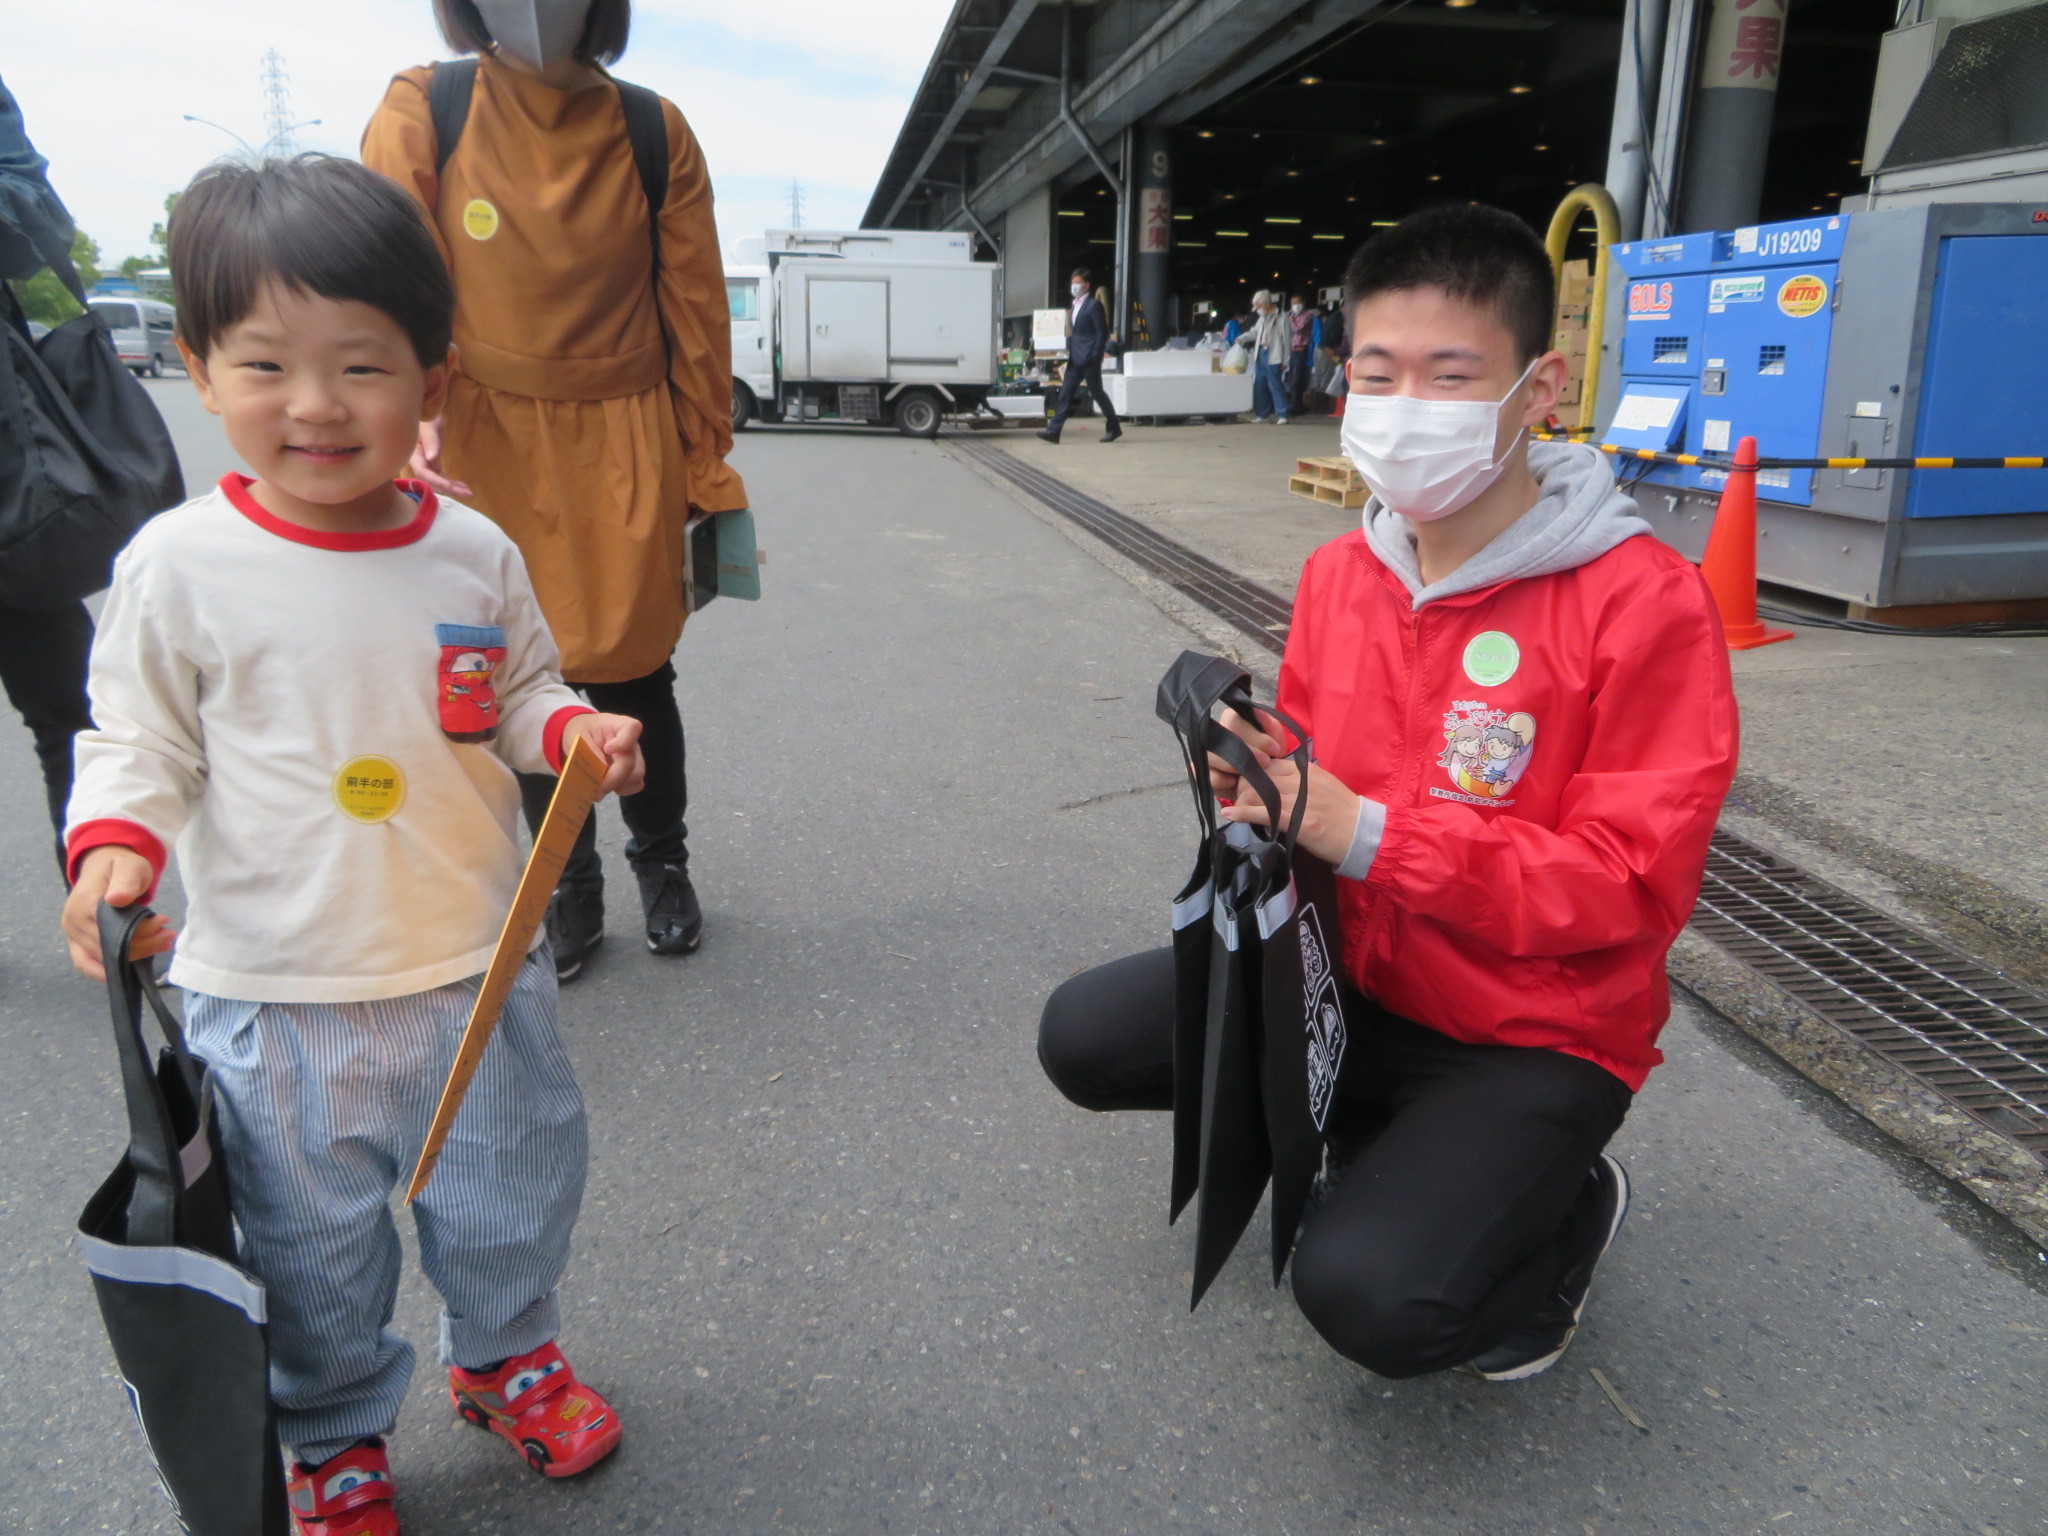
[1700,434,1793,650]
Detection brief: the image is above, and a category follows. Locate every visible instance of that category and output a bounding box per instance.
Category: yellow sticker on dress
[462,199,499,241]
[334,756,407,823]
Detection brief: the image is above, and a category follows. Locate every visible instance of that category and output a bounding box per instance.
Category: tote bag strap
[95,902,193,1246]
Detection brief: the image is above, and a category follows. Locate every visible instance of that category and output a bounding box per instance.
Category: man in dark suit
[1038,267,1122,444]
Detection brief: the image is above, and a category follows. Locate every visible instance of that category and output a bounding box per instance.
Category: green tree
[149,191,179,263]
[8,228,100,327]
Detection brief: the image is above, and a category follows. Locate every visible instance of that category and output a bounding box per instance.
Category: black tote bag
[1155,652,1348,1304]
[0,265,182,610]
[76,903,288,1536]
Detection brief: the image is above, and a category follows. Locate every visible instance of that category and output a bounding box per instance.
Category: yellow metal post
[1545,184,1621,432]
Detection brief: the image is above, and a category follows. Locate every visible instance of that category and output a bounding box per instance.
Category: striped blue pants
[182,950,587,1463]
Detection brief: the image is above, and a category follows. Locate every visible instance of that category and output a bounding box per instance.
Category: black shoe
[635,860,703,955]
[546,879,604,983]
[1463,1153,1630,1382]
[1035,428,1060,443]
[1101,428,1122,443]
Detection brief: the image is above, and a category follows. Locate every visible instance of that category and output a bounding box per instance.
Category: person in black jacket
[1038,267,1122,445]
[0,75,98,868]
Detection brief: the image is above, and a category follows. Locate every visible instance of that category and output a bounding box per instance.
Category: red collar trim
[220,473,438,551]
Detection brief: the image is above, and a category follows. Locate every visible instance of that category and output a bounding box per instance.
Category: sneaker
[1463,1153,1631,1382]
[545,879,604,983]
[1034,428,1060,443]
[1277,415,1291,426]
[1101,428,1122,443]
[287,1439,397,1536]
[448,1342,622,1479]
[634,860,703,955]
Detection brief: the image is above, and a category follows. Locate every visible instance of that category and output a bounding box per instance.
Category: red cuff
[542,705,597,774]
[66,819,168,896]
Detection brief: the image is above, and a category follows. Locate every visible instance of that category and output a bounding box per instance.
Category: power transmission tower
[261,49,299,157]
[788,179,805,230]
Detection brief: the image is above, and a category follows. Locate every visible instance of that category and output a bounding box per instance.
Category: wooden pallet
[1288,455,1367,509]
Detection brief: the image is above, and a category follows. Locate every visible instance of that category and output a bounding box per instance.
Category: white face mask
[478,0,592,71]
[1291,303,1303,314]
[1339,358,1537,523]
[1071,284,1087,298]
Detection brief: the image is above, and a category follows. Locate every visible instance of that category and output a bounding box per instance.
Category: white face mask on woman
[478,0,593,72]
[1339,358,1537,523]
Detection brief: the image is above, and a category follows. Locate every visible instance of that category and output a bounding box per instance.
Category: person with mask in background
[1284,292,1313,415]
[0,75,102,870]
[1037,266,1121,445]
[1246,289,1290,424]
[363,0,747,981]
[1038,205,1736,1386]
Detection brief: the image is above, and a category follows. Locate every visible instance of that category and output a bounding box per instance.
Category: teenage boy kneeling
[1040,205,1737,1382]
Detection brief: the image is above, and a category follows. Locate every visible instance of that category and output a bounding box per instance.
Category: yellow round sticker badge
[1777,273,1828,318]
[334,756,407,824]
[462,198,500,241]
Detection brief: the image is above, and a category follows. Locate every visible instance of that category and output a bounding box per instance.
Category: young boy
[1040,205,1738,1382]
[60,156,644,1535]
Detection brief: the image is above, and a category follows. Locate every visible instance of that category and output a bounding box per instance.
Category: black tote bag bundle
[76,903,288,1536]
[0,259,182,610]
[1155,651,1349,1307]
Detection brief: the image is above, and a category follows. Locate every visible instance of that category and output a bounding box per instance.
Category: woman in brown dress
[362,0,746,978]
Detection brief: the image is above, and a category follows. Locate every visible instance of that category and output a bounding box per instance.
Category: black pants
[1286,348,1312,412]
[1045,355,1120,437]
[1038,947,1633,1378]
[520,661,688,884]
[0,601,95,868]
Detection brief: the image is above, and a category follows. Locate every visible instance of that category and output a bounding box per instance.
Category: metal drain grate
[957,437,2048,1167]
[949,436,1292,651]
[1693,831,2048,1163]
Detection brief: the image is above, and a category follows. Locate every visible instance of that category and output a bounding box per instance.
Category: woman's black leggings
[520,661,688,879]
[0,600,95,869]
[1038,947,1633,1378]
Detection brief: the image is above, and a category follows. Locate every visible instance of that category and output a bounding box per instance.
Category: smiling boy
[1041,205,1737,1383]
[60,157,642,1533]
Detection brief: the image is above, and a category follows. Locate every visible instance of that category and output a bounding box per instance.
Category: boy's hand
[62,846,174,982]
[408,417,473,499]
[564,712,646,798]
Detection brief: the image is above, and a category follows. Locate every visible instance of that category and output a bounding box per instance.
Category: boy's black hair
[168,155,454,367]
[1071,267,1094,286]
[434,0,631,66]
[1341,204,1555,364]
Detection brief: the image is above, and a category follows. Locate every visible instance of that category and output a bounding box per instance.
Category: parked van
[88,297,179,377]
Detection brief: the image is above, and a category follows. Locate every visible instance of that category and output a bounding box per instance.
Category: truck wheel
[731,382,755,431]
[893,391,940,438]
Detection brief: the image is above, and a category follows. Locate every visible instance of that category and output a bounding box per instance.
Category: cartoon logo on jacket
[1433,700,1537,806]
[435,623,506,743]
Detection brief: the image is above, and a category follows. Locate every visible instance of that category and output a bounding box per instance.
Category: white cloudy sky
[6,0,953,268]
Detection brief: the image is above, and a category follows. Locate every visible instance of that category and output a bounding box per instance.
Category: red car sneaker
[286,1438,398,1536]
[448,1342,622,1478]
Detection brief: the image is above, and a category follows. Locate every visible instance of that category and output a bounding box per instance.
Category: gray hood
[1362,439,1651,609]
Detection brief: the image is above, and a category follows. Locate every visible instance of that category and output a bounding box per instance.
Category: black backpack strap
[615,80,669,228]
[429,58,479,176]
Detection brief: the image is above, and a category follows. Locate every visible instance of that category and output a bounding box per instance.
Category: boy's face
[1346,286,1564,436]
[183,280,450,507]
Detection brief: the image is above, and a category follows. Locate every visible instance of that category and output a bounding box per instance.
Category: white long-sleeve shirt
[67,476,591,1003]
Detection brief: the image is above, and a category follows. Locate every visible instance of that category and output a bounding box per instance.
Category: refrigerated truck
[725,228,998,437]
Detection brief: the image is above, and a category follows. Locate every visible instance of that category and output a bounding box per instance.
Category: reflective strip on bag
[79,1235,267,1324]
[1255,878,1298,941]
[1212,895,1240,950]
[1172,884,1214,930]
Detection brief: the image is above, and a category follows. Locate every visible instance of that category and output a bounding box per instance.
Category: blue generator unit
[1597,203,2048,611]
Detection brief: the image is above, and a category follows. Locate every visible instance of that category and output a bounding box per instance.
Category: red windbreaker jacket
[1277,529,1738,1090]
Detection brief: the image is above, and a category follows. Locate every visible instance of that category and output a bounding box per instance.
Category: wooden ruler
[405,734,607,1202]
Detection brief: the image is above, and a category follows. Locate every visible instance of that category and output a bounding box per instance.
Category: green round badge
[1463,631,1520,687]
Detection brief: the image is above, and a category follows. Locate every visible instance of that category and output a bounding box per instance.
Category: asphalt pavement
[4,383,2047,1534]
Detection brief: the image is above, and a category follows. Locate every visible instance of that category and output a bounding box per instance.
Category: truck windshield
[92,303,140,330]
